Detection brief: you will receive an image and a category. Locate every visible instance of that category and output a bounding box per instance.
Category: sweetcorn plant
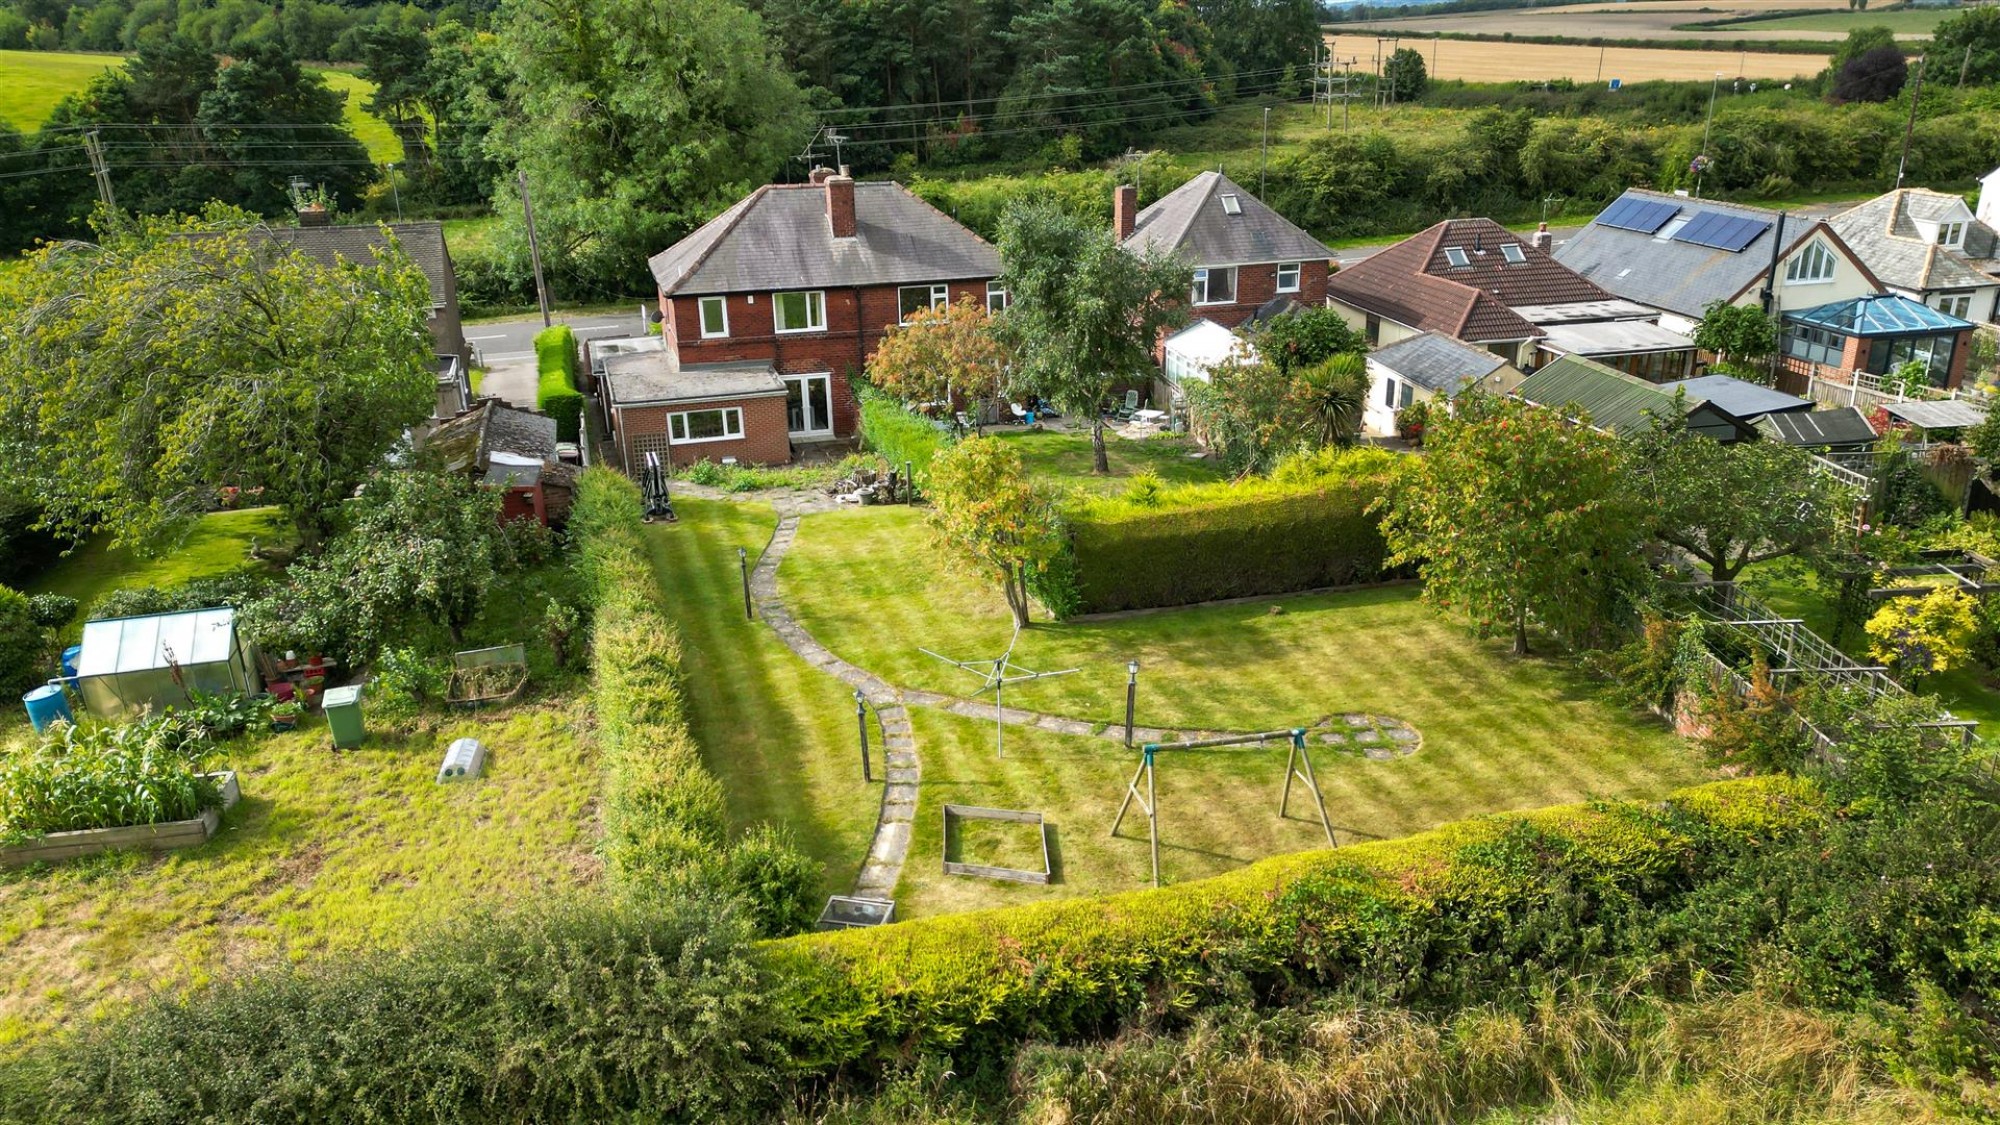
[0,718,220,844]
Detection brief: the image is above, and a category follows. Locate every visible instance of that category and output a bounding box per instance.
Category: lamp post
[855,689,873,782]
[738,547,752,620]
[1125,660,1140,747]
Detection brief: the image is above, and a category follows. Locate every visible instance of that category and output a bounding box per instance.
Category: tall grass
[857,387,951,487]
[0,717,217,844]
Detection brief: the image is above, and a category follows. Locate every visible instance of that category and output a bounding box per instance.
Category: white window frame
[1443,247,1470,268]
[1192,266,1236,306]
[1501,243,1527,264]
[783,373,834,437]
[1275,262,1301,293]
[898,283,951,323]
[1939,221,1966,248]
[667,406,744,445]
[1785,240,1837,284]
[986,280,1009,312]
[697,295,729,339]
[773,290,826,334]
[1937,293,1973,319]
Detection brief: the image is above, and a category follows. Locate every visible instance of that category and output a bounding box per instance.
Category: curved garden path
[750,512,1421,902]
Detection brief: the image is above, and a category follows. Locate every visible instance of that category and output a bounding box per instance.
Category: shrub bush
[535,324,584,442]
[26,593,77,630]
[0,584,43,699]
[1052,465,1400,614]
[858,386,951,488]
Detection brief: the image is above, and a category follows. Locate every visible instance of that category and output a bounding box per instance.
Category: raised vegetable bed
[0,771,241,868]
[447,643,528,708]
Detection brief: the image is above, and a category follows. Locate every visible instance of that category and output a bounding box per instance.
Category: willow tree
[996,202,1190,474]
[0,212,436,552]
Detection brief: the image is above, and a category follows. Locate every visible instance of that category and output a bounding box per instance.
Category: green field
[0,49,400,163]
[767,504,1708,916]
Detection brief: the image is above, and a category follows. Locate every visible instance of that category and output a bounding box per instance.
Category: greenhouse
[73,608,258,718]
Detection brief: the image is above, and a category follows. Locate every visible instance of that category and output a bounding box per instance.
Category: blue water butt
[60,644,82,679]
[23,685,72,733]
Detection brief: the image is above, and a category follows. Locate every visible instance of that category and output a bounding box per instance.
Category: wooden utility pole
[1897,54,1926,188]
[83,131,116,211]
[518,169,552,329]
[1260,106,1270,197]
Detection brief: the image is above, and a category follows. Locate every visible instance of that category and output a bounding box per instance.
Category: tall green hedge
[535,324,584,443]
[857,386,951,488]
[1054,472,1399,614]
[771,775,1824,1067]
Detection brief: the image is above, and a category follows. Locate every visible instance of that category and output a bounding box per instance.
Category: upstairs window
[1501,244,1527,264]
[1276,262,1301,293]
[1192,266,1236,306]
[1220,194,1242,215]
[1939,221,1967,248]
[1443,247,1470,268]
[774,290,826,333]
[1785,240,1836,284]
[898,283,950,323]
[986,280,1010,312]
[697,295,729,338]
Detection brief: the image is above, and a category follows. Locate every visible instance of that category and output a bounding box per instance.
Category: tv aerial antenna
[920,626,1079,758]
[794,124,852,173]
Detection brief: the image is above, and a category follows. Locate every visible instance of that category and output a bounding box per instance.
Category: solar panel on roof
[1671,210,1771,252]
[1596,197,1679,234]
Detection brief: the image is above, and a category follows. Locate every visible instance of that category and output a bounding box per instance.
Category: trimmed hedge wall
[771,775,1826,1068]
[857,386,951,487]
[572,469,728,887]
[535,324,584,443]
[1057,473,1398,614]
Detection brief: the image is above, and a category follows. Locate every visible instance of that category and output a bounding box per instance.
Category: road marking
[483,351,535,361]
[466,333,510,341]
[573,323,623,330]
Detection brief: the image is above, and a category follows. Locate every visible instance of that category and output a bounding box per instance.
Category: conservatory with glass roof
[1780,294,1975,389]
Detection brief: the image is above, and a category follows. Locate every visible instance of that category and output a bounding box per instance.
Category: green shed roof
[1515,355,1686,437]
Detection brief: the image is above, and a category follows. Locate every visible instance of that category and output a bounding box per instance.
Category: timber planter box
[0,771,241,868]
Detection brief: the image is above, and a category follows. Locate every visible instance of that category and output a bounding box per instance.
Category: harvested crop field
[1331,0,1926,44]
[1324,33,1828,82]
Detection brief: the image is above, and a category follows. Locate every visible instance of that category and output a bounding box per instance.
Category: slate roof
[425,398,559,474]
[1367,331,1507,394]
[647,181,1000,296]
[1516,354,1706,438]
[1660,374,1811,420]
[1556,190,1869,321]
[1122,171,1333,266]
[1757,407,1879,448]
[1826,189,1999,293]
[182,221,456,309]
[603,353,785,407]
[1325,218,1609,343]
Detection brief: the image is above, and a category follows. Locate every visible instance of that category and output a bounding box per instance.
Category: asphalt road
[463,308,655,367]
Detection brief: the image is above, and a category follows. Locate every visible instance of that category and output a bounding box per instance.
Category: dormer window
[1501,244,1526,264]
[1220,194,1242,215]
[1939,221,1966,248]
[1443,247,1470,268]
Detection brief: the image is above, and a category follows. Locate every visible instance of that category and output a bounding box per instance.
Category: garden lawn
[641,499,880,900]
[0,699,599,1040]
[990,428,1226,493]
[24,507,291,631]
[781,506,1709,914]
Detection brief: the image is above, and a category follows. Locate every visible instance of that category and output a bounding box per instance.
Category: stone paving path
[750,512,1423,902]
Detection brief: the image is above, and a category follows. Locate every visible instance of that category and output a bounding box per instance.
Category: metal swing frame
[1110,728,1336,888]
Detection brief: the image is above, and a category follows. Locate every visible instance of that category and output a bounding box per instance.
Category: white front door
[785,373,833,437]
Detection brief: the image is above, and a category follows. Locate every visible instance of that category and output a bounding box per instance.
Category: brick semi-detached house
[602,168,1001,469]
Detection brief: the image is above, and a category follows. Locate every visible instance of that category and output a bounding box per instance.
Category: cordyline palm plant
[0,716,219,845]
[1294,353,1370,448]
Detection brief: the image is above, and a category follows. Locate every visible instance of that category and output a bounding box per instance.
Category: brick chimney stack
[826,167,856,238]
[1529,221,1552,253]
[1113,183,1137,241]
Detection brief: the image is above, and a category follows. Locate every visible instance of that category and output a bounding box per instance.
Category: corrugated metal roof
[76,608,237,678]
[1515,354,1688,437]
[1538,319,1696,357]
[1123,171,1334,266]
